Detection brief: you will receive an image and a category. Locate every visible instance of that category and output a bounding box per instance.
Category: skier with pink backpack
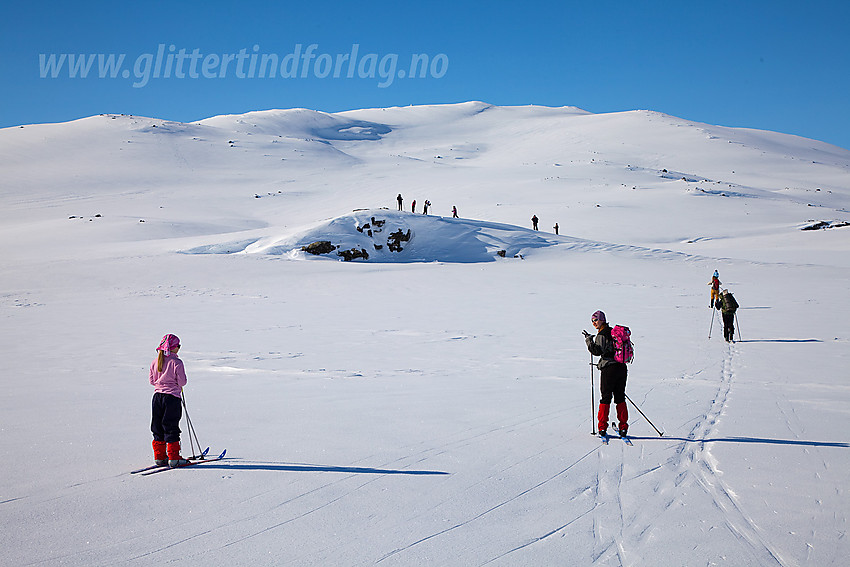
[584,310,633,437]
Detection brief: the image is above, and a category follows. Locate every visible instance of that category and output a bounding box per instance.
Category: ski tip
[218,449,227,459]
[190,447,211,460]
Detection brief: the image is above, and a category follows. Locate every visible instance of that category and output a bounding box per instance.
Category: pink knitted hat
[157,334,180,353]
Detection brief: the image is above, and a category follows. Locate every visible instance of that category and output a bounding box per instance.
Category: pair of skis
[598,425,632,446]
[130,447,227,476]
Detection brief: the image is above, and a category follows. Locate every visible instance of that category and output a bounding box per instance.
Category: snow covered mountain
[1,103,849,566]
[4,101,848,264]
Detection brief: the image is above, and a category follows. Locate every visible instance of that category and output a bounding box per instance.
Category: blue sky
[2,0,849,149]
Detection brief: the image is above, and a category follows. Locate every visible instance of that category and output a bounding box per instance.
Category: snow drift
[186,209,559,263]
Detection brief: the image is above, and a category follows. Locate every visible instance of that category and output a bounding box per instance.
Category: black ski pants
[151,392,182,443]
[722,312,735,341]
[599,363,627,404]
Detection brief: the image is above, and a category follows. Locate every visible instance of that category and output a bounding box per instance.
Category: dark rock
[337,248,369,261]
[387,228,411,252]
[302,241,336,255]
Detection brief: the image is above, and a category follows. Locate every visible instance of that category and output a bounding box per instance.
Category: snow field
[1,102,849,566]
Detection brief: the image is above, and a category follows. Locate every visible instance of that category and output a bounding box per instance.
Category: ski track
[14,345,797,567]
[118,450,433,567]
[309,406,591,565]
[375,447,599,564]
[15,401,577,567]
[664,344,785,565]
[7,350,838,567]
[150,402,576,565]
[592,442,628,565]
[20,448,428,567]
[478,506,597,566]
[366,405,592,563]
[10,346,816,566]
[164,450,440,565]
[574,343,789,567]
[364,343,772,566]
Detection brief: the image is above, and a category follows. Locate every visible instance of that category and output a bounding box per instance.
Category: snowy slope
[185,208,562,263]
[1,103,849,567]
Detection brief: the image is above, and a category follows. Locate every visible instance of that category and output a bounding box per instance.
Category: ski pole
[184,401,202,458]
[734,312,742,342]
[624,393,664,437]
[186,403,202,458]
[590,353,596,435]
[181,395,197,459]
[708,307,715,339]
[181,391,205,459]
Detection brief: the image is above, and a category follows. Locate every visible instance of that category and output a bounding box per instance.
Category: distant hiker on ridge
[531,215,539,230]
[584,311,629,437]
[412,199,416,213]
[715,289,739,342]
[149,334,190,468]
[452,206,458,218]
[554,222,559,235]
[397,194,403,211]
[709,270,721,308]
[423,200,431,214]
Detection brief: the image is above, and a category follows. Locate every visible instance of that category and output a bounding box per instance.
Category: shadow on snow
[735,339,823,343]
[630,436,848,448]
[193,460,450,475]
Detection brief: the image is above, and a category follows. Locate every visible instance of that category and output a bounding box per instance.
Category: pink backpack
[611,325,634,364]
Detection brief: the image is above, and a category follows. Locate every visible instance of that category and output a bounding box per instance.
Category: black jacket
[716,292,739,314]
[586,324,617,369]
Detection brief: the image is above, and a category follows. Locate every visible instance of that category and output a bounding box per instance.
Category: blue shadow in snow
[194,461,450,475]
[736,339,822,343]
[630,436,848,448]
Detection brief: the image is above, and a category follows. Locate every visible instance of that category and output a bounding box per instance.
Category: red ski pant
[598,363,628,431]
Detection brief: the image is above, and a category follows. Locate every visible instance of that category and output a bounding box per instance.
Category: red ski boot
[166,442,190,468]
[616,402,629,436]
[597,403,611,435]
[152,440,167,467]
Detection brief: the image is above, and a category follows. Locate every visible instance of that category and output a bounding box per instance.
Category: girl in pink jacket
[149,334,189,467]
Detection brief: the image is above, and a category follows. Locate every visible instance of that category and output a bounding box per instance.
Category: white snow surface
[2,102,850,566]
